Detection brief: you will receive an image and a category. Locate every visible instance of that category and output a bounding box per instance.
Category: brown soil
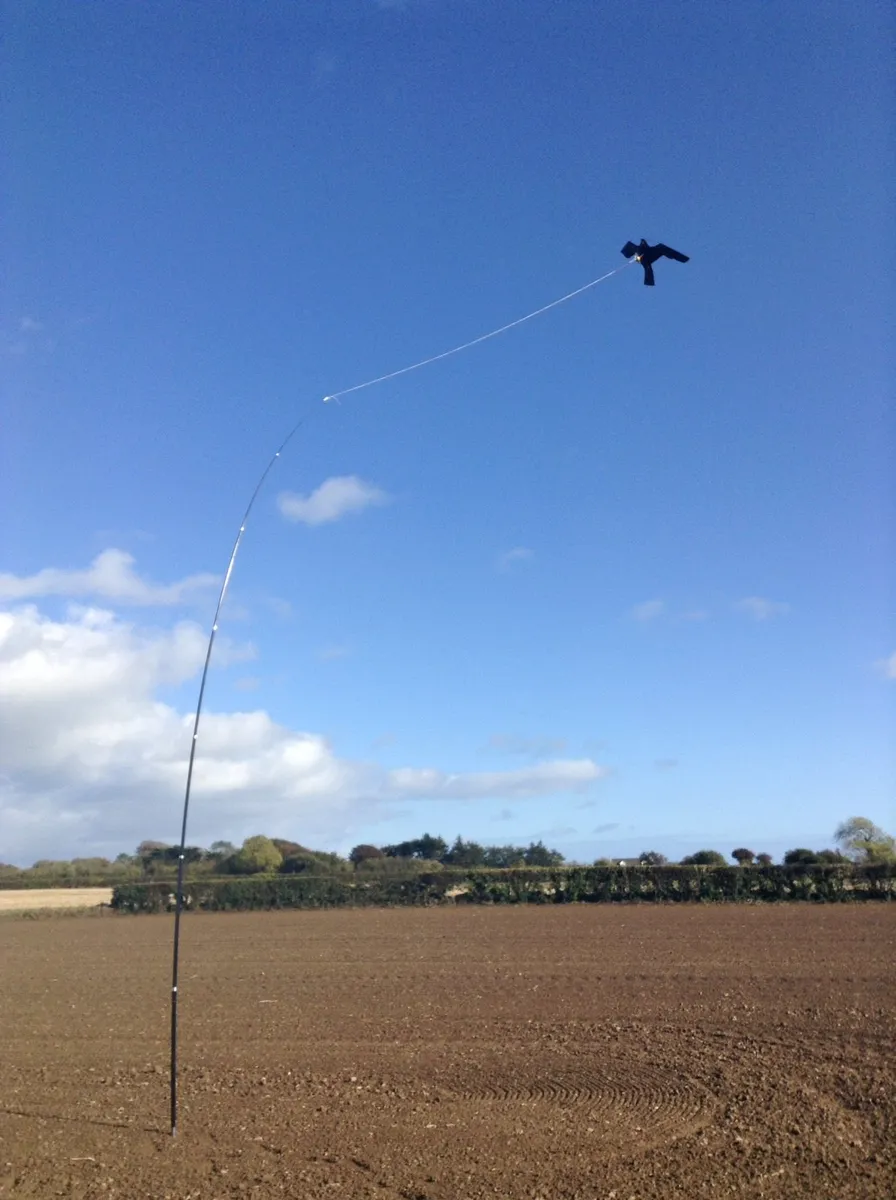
[1,905,894,1199]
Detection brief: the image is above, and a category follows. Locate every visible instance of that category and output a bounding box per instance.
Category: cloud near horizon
[0,601,608,864]
[277,475,390,526]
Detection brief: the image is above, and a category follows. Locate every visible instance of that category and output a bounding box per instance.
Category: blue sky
[2,0,893,866]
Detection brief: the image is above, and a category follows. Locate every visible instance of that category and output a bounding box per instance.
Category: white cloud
[0,549,218,607]
[277,476,390,526]
[631,599,665,621]
[877,652,896,680]
[496,547,533,572]
[0,601,607,863]
[734,596,790,621]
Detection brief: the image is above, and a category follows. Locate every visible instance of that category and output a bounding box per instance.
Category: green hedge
[0,872,233,891]
[111,863,896,913]
[0,874,133,890]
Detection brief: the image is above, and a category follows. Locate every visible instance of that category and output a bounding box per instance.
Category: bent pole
[168,416,305,1137]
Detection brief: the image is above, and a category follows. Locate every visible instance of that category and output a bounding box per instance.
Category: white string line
[322,259,634,403]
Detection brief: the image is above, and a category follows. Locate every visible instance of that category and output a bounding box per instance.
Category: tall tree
[783,848,819,865]
[349,844,385,865]
[834,817,895,862]
[442,837,486,867]
[232,836,283,875]
[523,840,565,867]
[681,850,727,866]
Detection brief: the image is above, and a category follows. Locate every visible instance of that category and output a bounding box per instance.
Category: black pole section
[168,416,307,1137]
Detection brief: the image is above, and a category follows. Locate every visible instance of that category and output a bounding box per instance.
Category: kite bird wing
[621,241,641,259]
[654,244,690,263]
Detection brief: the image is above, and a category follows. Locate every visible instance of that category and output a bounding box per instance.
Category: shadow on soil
[1,1106,164,1136]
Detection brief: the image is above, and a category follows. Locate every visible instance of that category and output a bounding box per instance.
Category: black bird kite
[621,239,690,286]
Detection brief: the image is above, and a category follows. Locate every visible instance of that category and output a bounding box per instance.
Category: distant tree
[731,848,756,865]
[136,840,168,858]
[523,840,565,867]
[783,848,819,865]
[115,852,135,865]
[70,857,112,874]
[815,848,849,864]
[280,847,349,875]
[416,833,449,861]
[280,852,322,874]
[383,833,448,861]
[271,839,306,860]
[231,836,283,875]
[756,853,773,866]
[680,850,727,867]
[442,836,486,867]
[639,850,668,866]
[834,816,896,863]
[146,845,203,866]
[482,845,526,868]
[311,850,350,873]
[383,840,412,859]
[356,855,442,875]
[209,840,236,857]
[382,840,413,858]
[349,844,385,866]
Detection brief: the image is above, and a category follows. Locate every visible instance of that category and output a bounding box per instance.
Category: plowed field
[1,906,894,1198]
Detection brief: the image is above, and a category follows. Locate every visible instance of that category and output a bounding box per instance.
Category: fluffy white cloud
[0,601,606,864]
[277,475,389,525]
[0,549,218,606]
[734,596,790,621]
[878,652,896,680]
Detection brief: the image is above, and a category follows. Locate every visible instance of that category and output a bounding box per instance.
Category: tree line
[1,816,892,887]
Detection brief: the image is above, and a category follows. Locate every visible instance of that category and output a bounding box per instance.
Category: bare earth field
[0,889,113,913]
[1,906,894,1199]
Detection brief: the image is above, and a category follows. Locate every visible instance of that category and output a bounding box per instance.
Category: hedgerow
[110,862,896,913]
